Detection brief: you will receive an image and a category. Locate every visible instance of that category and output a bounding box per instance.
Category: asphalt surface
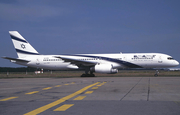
[0,77,180,115]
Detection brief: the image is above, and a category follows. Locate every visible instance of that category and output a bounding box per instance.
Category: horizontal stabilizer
[2,57,30,62]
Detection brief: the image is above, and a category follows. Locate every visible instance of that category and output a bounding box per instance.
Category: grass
[0,70,180,78]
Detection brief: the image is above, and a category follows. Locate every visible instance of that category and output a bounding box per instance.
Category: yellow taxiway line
[55,85,62,87]
[73,96,86,100]
[54,104,74,111]
[0,97,18,101]
[85,91,93,94]
[25,91,39,95]
[24,82,100,115]
[92,87,98,89]
[42,87,52,90]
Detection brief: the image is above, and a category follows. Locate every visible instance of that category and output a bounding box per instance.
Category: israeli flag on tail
[9,31,39,58]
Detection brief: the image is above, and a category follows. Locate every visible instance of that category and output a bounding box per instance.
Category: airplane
[2,31,179,77]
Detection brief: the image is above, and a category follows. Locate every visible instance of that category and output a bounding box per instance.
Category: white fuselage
[4,31,179,75]
[14,53,179,70]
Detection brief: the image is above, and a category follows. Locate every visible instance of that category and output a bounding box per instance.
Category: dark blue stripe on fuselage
[70,54,142,68]
[16,49,39,55]
[10,35,27,43]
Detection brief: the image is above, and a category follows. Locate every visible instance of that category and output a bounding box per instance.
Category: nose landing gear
[154,70,159,77]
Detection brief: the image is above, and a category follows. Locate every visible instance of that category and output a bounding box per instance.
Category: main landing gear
[81,73,95,77]
[81,69,95,77]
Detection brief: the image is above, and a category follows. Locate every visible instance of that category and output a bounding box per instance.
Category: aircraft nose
[174,60,179,66]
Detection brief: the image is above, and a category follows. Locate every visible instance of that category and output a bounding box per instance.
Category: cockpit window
[167,57,174,60]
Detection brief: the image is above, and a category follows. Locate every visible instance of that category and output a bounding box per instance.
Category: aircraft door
[123,55,131,62]
[96,57,102,64]
[123,56,126,62]
[158,56,163,63]
[36,58,40,65]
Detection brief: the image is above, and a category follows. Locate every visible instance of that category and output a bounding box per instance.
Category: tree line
[0,67,39,72]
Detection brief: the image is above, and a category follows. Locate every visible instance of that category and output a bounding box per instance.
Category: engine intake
[90,64,118,74]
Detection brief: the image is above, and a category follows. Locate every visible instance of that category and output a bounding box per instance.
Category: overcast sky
[0,0,180,67]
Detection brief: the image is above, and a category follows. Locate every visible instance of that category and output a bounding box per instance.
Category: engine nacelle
[90,64,118,74]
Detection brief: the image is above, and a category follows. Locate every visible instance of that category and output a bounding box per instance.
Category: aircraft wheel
[90,74,95,77]
[154,74,158,77]
[81,74,95,77]
[81,74,86,77]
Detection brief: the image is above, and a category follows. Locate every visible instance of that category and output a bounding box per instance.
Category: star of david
[21,44,26,49]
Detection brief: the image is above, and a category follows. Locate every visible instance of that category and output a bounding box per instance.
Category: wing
[54,56,97,67]
[2,57,30,62]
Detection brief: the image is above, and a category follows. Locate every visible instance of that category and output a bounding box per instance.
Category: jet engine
[90,64,118,74]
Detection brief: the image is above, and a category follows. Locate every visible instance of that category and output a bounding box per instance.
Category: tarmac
[0,77,180,115]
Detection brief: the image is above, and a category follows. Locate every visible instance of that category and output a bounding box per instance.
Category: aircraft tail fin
[9,31,39,58]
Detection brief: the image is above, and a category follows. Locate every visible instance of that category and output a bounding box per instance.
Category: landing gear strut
[154,70,159,77]
[81,68,95,77]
